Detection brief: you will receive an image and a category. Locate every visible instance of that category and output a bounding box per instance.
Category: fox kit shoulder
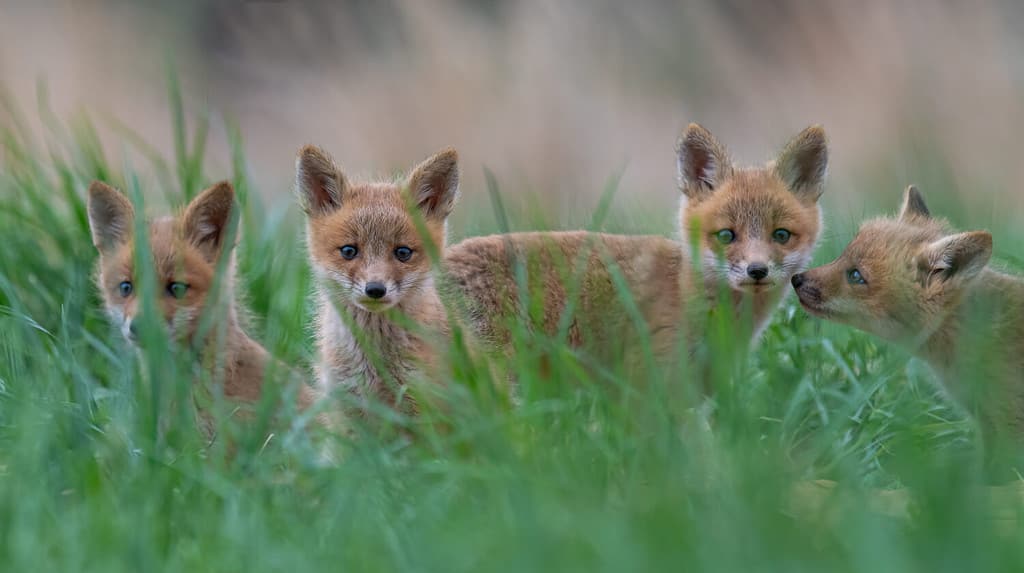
[86,181,313,418]
[794,185,1024,437]
[444,124,828,362]
[297,145,459,415]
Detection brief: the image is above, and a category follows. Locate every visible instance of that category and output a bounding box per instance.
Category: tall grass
[1,84,1022,572]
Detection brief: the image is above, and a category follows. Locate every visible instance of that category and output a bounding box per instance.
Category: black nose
[364,282,387,299]
[128,321,139,338]
[747,263,769,281]
[791,273,805,288]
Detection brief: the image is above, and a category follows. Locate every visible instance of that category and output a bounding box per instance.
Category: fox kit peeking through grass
[792,185,1024,442]
[298,145,458,418]
[444,124,827,369]
[88,181,313,422]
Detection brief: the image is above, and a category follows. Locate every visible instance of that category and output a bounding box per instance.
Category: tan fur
[87,181,316,423]
[298,145,458,417]
[793,185,1024,439]
[445,124,827,371]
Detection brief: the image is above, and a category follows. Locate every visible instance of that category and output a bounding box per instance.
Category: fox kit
[444,124,827,365]
[298,145,458,416]
[88,181,313,420]
[792,185,1024,440]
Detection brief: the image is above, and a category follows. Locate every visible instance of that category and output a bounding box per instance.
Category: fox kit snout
[87,181,237,345]
[298,145,459,414]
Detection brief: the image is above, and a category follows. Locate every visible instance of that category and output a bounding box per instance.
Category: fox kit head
[296,145,459,312]
[792,185,993,343]
[87,181,237,344]
[677,124,827,294]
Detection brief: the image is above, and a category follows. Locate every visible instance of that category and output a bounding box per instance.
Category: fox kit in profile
[88,181,313,418]
[793,185,1024,440]
[444,124,827,364]
[297,146,458,417]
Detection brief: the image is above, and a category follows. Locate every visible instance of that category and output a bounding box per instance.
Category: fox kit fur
[298,145,458,416]
[793,185,1024,440]
[87,181,313,419]
[444,124,827,365]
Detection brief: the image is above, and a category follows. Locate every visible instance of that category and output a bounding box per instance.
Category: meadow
[2,72,1023,572]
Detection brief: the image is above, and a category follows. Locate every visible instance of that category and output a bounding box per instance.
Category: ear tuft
[898,184,931,222]
[296,145,347,216]
[183,181,237,262]
[87,181,134,254]
[921,231,992,286]
[774,125,828,201]
[407,147,459,221]
[675,123,731,200]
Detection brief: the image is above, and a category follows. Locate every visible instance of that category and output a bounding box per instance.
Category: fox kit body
[444,124,827,367]
[87,181,311,418]
[298,146,459,415]
[793,186,1024,439]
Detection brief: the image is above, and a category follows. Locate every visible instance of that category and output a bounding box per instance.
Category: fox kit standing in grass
[88,181,313,418]
[297,146,459,416]
[792,186,1024,442]
[444,124,827,363]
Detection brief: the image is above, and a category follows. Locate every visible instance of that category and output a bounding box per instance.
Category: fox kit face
[676,124,827,294]
[87,181,236,344]
[792,185,993,342]
[297,146,459,312]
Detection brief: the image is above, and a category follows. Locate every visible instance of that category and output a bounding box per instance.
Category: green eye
[846,269,866,285]
[772,228,792,244]
[168,282,189,299]
[394,246,413,262]
[715,229,736,244]
[118,281,133,298]
[340,245,358,260]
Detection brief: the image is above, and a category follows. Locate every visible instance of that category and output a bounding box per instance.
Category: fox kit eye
[846,268,866,285]
[118,281,133,298]
[714,229,736,245]
[394,246,413,262]
[772,229,792,244]
[339,245,358,260]
[167,282,189,299]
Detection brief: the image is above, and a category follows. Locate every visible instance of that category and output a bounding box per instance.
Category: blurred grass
[1,81,1023,572]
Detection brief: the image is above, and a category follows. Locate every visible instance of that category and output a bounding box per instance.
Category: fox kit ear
[774,125,828,202]
[183,181,236,262]
[898,184,931,222]
[87,181,135,254]
[676,123,731,200]
[919,231,992,286]
[296,145,347,216]
[407,147,459,221]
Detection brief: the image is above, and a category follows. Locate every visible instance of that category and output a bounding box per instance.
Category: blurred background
[2,0,1023,243]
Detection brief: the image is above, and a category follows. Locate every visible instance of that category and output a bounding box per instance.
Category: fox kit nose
[364,282,387,299]
[791,273,805,288]
[128,320,140,339]
[747,263,769,281]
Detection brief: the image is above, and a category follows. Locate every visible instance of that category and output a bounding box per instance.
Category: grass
[1,82,1022,572]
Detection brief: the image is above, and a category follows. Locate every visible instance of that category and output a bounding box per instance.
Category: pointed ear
[773,125,828,202]
[675,123,732,201]
[296,145,347,216]
[407,147,459,221]
[87,181,134,254]
[919,231,992,286]
[898,184,931,222]
[183,181,236,262]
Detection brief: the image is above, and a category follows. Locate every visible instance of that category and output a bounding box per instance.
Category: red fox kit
[792,185,1024,440]
[444,124,827,364]
[297,145,458,416]
[87,181,313,417]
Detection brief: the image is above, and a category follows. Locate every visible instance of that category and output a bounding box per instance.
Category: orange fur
[298,145,458,417]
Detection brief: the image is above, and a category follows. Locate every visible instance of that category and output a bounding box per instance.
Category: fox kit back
[298,145,459,417]
[444,124,827,373]
[793,185,1024,442]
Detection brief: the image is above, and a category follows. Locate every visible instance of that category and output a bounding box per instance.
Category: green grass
[1,85,1023,572]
